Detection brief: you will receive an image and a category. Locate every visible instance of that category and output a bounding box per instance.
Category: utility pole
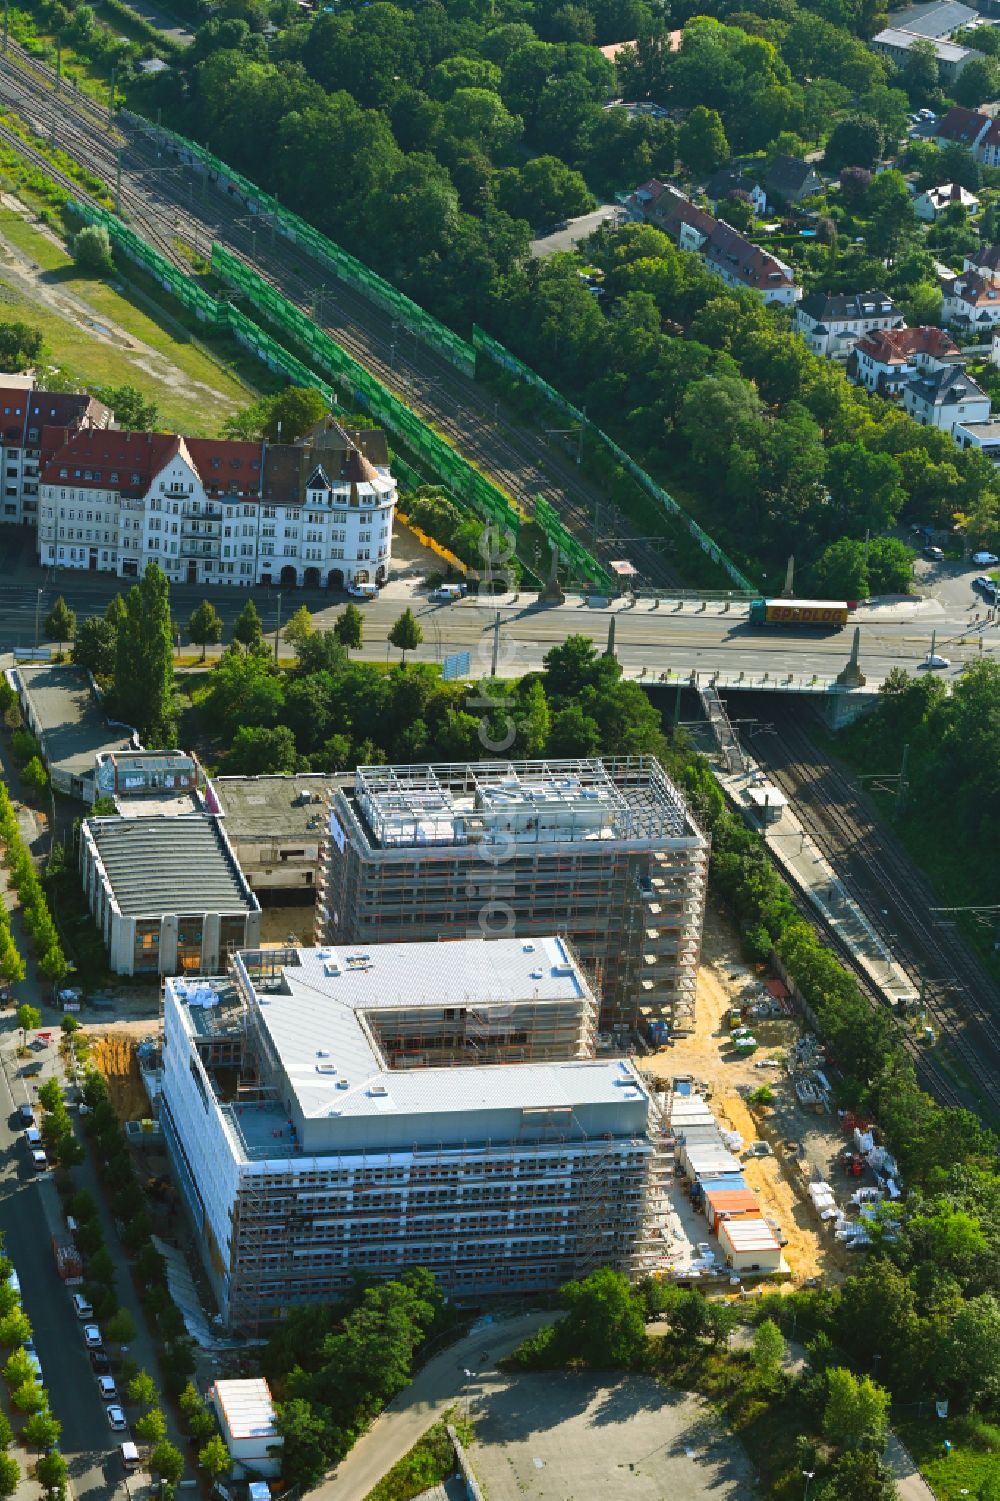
[108,65,116,128]
[3,0,8,54]
[115,148,122,216]
[491,611,500,676]
[33,588,43,652]
[273,591,283,664]
[895,742,909,817]
[55,35,61,90]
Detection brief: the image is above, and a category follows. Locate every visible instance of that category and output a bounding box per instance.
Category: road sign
[442,650,471,681]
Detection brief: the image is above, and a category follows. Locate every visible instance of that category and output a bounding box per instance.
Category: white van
[348,582,379,601]
[430,584,465,603]
[72,1292,94,1321]
[120,1442,140,1473]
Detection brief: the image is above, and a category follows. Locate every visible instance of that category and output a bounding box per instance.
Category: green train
[748,598,849,628]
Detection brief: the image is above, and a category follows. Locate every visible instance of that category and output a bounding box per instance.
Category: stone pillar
[836,627,866,688]
[538,546,565,604]
[605,615,616,659]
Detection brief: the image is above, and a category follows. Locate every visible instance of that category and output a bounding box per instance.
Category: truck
[748,598,849,629]
[52,1233,83,1285]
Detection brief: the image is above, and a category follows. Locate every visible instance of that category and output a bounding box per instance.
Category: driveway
[531,206,622,257]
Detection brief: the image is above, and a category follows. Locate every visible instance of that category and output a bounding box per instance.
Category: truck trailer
[748,599,849,628]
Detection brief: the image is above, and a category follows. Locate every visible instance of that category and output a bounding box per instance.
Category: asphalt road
[0,1054,121,1501]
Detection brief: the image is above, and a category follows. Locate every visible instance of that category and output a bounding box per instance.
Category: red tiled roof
[184,437,263,499]
[854,325,960,364]
[935,105,990,143]
[38,427,178,493]
[703,219,794,290]
[954,271,1000,308]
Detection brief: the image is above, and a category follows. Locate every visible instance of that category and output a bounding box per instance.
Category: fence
[121,111,476,375]
[472,325,757,594]
[210,243,538,549]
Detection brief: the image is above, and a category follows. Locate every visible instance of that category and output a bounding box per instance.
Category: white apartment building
[35,419,396,590]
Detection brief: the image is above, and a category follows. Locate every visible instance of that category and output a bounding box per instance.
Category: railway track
[0,46,684,587]
[740,699,1000,1117]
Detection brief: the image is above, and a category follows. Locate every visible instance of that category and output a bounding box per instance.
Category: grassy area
[897,1414,1000,1499]
[363,1413,472,1501]
[0,205,255,433]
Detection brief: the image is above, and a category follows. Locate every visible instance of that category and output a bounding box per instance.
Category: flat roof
[212,1380,278,1442]
[209,773,346,838]
[719,1216,781,1251]
[15,665,133,784]
[343,756,704,853]
[872,25,970,58]
[87,815,258,917]
[959,420,1000,438]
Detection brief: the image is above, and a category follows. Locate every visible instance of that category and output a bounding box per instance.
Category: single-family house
[793,289,902,359]
[764,155,823,207]
[914,182,980,221]
[847,325,962,398]
[943,268,1000,328]
[705,167,767,217]
[870,27,973,83]
[933,106,1000,166]
[903,365,991,435]
[962,244,1000,281]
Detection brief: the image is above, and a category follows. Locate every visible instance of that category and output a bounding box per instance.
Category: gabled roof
[702,220,795,290]
[764,154,821,196]
[854,325,960,364]
[184,436,263,500]
[951,269,1000,307]
[38,428,179,495]
[934,105,990,143]
[705,167,763,201]
[0,389,110,451]
[966,243,1000,273]
[921,182,979,209]
[799,288,896,323]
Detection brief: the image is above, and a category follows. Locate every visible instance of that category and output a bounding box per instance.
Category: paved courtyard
[466,1372,757,1500]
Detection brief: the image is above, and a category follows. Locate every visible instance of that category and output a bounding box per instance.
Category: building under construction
[159,937,670,1332]
[318,756,708,1036]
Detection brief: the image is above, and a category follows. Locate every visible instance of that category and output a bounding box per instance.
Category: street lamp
[33,587,44,652]
[802,1471,815,1500]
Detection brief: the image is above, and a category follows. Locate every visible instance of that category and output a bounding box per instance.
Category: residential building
[847,325,962,398]
[35,417,396,589]
[943,268,1000,328]
[914,182,980,221]
[160,938,670,1330]
[954,418,1000,460]
[79,813,261,974]
[9,664,136,802]
[209,1381,282,1479]
[934,106,1000,166]
[624,181,799,303]
[793,289,901,359]
[704,168,767,217]
[763,155,823,207]
[962,244,1000,280]
[870,27,973,82]
[0,386,110,527]
[318,757,709,1035]
[206,773,344,900]
[903,365,991,434]
[893,1,979,37]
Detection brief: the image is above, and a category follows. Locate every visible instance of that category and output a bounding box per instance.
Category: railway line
[741,700,1000,1117]
[0,45,683,586]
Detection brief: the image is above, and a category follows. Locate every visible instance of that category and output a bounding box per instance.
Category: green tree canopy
[44,597,76,653]
[188,600,223,661]
[388,607,423,662]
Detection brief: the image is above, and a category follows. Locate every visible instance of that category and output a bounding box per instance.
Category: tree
[334,603,364,651]
[187,601,223,662]
[222,725,298,775]
[136,1408,168,1446]
[826,445,905,534]
[101,385,159,431]
[72,615,118,678]
[198,1434,231,1480]
[388,607,423,663]
[814,1450,898,1501]
[810,538,870,601]
[496,155,594,226]
[223,387,328,443]
[106,1307,137,1345]
[37,1449,68,1499]
[678,106,729,176]
[232,599,265,655]
[556,1268,647,1367]
[283,605,313,654]
[0,321,42,372]
[0,1454,19,1500]
[902,36,940,105]
[22,757,47,797]
[939,1293,1000,1408]
[864,169,916,261]
[277,1398,330,1489]
[113,564,175,744]
[72,225,113,275]
[150,1441,185,1485]
[955,55,1000,108]
[11,1380,44,1415]
[751,1318,785,1381]
[22,1406,60,1451]
[825,116,884,171]
[0,1310,31,1347]
[867,537,915,594]
[16,1004,40,1043]
[127,1369,157,1407]
[43,597,76,654]
[822,1367,890,1451]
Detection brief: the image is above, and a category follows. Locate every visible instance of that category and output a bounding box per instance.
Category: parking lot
[467,1372,757,1500]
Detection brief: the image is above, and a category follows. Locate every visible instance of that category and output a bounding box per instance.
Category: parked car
[922,653,951,669]
[923,545,944,561]
[83,1325,103,1349]
[29,1148,47,1172]
[973,575,993,592]
[89,1350,111,1375]
[17,1103,33,1126]
[97,1375,117,1401]
[72,1293,94,1321]
[106,1405,127,1432]
[972,551,999,565]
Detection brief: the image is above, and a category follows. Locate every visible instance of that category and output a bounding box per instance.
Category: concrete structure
[847,324,961,398]
[319,758,708,1033]
[160,938,670,1331]
[10,663,136,801]
[717,1215,782,1273]
[0,385,110,527]
[210,1379,282,1478]
[903,365,991,433]
[79,814,260,974]
[36,417,395,591]
[794,289,901,360]
[206,774,342,900]
[870,26,973,81]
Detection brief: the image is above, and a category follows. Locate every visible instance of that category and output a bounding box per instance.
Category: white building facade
[36,423,396,590]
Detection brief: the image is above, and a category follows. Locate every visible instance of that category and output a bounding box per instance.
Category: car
[97,1375,117,1401]
[973,575,993,592]
[972,551,999,565]
[17,1103,33,1126]
[29,1148,47,1172]
[923,545,944,561]
[83,1325,103,1349]
[89,1349,111,1375]
[106,1405,127,1433]
[73,1292,94,1321]
[921,653,951,669]
[695,1242,715,1259]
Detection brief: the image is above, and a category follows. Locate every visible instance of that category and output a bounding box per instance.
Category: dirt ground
[641,910,851,1288]
[88,1029,151,1120]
